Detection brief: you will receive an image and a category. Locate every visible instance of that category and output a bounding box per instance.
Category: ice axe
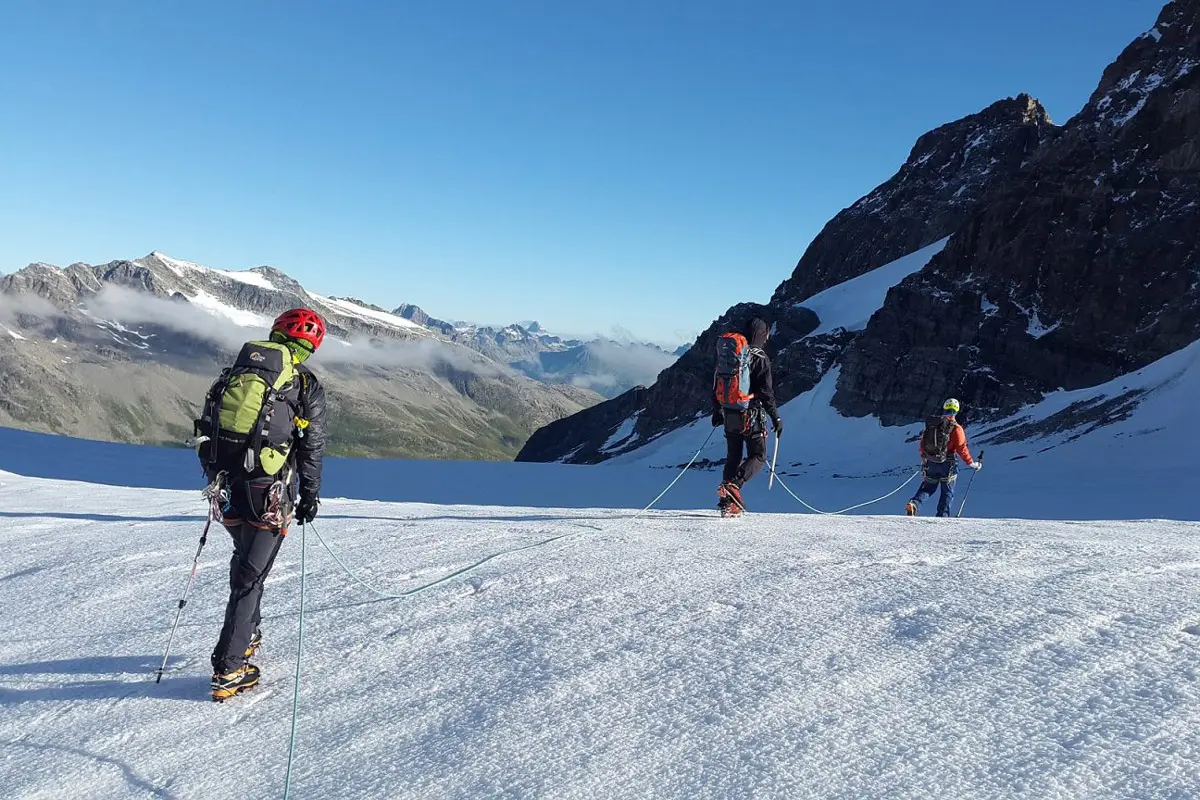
[768,432,780,490]
[955,449,984,518]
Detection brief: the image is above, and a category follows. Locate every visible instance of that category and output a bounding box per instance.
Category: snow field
[797,238,948,338]
[1,471,1197,799]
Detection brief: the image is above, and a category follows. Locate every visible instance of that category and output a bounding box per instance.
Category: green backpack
[195,340,301,478]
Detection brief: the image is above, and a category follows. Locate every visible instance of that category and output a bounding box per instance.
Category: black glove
[712,410,724,427]
[771,416,783,438]
[295,495,319,525]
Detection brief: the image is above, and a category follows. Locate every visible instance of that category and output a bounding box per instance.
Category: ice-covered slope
[1,470,1197,799]
[601,335,1200,521]
[798,239,948,338]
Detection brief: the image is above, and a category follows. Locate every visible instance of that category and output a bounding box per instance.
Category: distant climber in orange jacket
[905,398,981,517]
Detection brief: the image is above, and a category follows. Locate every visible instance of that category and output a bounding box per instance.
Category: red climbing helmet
[271,308,326,350]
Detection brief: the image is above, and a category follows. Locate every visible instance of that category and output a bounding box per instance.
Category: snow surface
[799,239,948,338]
[148,252,206,277]
[1026,310,1060,339]
[603,337,1200,522]
[0,468,1197,799]
[313,295,425,332]
[185,290,272,329]
[214,269,275,290]
[4,326,27,341]
[601,413,641,453]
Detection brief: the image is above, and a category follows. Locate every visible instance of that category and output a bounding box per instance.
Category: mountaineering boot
[717,482,745,516]
[906,501,918,516]
[244,628,262,660]
[212,663,260,702]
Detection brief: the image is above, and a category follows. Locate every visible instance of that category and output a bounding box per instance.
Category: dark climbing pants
[723,411,767,487]
[910,460,957,517]
[211,522,286,674]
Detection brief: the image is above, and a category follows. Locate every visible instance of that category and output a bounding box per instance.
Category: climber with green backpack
[192,308,328,701]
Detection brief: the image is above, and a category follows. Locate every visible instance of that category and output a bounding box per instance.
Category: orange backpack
[714,332,755,410]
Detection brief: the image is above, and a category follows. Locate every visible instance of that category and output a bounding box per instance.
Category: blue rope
[311,522,576,600]
[276,425,719,792]
[768,464,921,515]
[282,521,307,800]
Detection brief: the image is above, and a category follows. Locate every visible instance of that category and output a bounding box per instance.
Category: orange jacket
[919,416,975,465]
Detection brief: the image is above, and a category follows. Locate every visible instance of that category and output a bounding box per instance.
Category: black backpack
[920,415,957,463]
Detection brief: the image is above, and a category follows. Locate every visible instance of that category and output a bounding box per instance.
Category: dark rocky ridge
[833,0,1200,423]
[517,95,1057,463]
[772,94,1055,307]
[519,0,1200,465]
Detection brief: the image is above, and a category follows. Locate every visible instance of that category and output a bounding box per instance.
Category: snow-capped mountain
[519,0,1200,465]
[394,304,680,397]
[0,252,600,459]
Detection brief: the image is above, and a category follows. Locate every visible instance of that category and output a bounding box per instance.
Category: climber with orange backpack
[712,317,782,517]
[905,398,981,518]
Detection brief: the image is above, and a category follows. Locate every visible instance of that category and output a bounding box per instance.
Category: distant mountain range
[0,251,678,459]
[392,304,679,396]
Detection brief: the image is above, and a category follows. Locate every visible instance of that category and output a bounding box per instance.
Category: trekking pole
[956,449,985,519]
[768,433,780,490]
[155,507,213,683]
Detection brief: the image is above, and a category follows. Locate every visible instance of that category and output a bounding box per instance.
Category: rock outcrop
[520,0,1200,464]
[518,95,1058,462]
[833,0,1200,423]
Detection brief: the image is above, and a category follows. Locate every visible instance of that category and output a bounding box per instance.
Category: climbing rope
[278,425,718,795]
[307,426,719,600]
[282,521,307,800]
[767,463,922,516]
[310,522,577,601]
[633,426,717,517]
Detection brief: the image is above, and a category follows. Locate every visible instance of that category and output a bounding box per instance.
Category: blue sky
[0,1,1161,345]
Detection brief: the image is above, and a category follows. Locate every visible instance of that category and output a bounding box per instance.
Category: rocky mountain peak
[519,0,1200,465]
[904,94,1052,168]
[771,94,1057,308]
[1077,0,1200,131]
[832,0,1200,425]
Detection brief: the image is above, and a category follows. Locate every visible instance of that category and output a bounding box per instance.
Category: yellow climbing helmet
[943,398,961,414]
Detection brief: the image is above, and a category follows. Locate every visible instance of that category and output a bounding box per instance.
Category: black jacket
[293,364,327,502]
[713,317,778,421]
